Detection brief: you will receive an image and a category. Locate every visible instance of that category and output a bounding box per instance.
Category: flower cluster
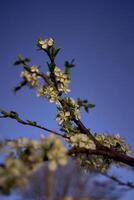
[95,133,131,155]
[38,38,54,49]
[7,135,68,170]
[68,133,113,172]
[37,85,60,104]
[72,133,131,172]
[7,137,39,149]
[56,97,81,125]
[7,137,43,165]
[53,67,70,93]
[21,65,40,87]
[69,133,96,150]
[0,134,68,194]
[0,157,28,193]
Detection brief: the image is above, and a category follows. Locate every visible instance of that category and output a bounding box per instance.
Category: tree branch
[73,118,101,147]
[101,172,134,189]
[68,147,134,167]
[0,109,67,139]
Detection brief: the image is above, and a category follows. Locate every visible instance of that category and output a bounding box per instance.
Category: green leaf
[64,59,75,76]
[65,66,71,76]
[13,80,27,93]
[65,59,75,68]
[24,58,31,63]
[14,61,22,65]
[89,103,96,108]
[49,47,61,60]
[18,54,23,61]
[53,48,61,58]
[77,98,95,113]
[37,37,43,42]
[14,54,30,66]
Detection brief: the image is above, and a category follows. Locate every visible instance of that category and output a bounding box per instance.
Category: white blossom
[37,85,60,104]
[54,67,70,93]
[69,133,96,150]
[21,65,40,87]
[64,97,81,120]
[38,38,54,49]
[56,109,71,125]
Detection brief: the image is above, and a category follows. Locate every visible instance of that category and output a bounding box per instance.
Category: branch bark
[69,147,134,167]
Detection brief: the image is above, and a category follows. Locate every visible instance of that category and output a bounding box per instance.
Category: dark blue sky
[0,0,134,199]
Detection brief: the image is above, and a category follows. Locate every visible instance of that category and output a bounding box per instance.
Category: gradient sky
[0,0,134,199]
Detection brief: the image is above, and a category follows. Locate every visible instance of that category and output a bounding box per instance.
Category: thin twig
[0,109,67,139]
[101,172,134,189]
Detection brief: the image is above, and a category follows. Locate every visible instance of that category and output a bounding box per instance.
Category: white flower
[56,109,71,125]
[47,38,54,46]
[54,67,70,93]
[38,38,54,49]
[21,66,40,87]
[95,133,131,155]
[31,65,39,73]
[64,97,81,120]
[69,133,96,150]
[37,85,60,104]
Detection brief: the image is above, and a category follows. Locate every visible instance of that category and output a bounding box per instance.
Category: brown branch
[68,147,134,167]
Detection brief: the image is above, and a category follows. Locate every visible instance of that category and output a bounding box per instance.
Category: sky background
[0,0,134,199]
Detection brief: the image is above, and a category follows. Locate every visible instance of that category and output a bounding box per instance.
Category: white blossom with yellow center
[21,65,39,87]
[38,38,54,49]
[56,109,71,125]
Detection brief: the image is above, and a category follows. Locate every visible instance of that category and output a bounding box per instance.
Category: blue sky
[0,0,134,199]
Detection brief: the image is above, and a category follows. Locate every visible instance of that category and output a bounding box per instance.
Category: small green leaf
[65,59,75,68]
[53,48,61,58]
[18,54,23,61]
[77,98,95,113]
[14,61,22,65]
[64,59,75,76]
[38,37,43,42]
[24,58,31,63]
[13,80,27,93]
[14,54,30,66]
[89,103,96,108]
